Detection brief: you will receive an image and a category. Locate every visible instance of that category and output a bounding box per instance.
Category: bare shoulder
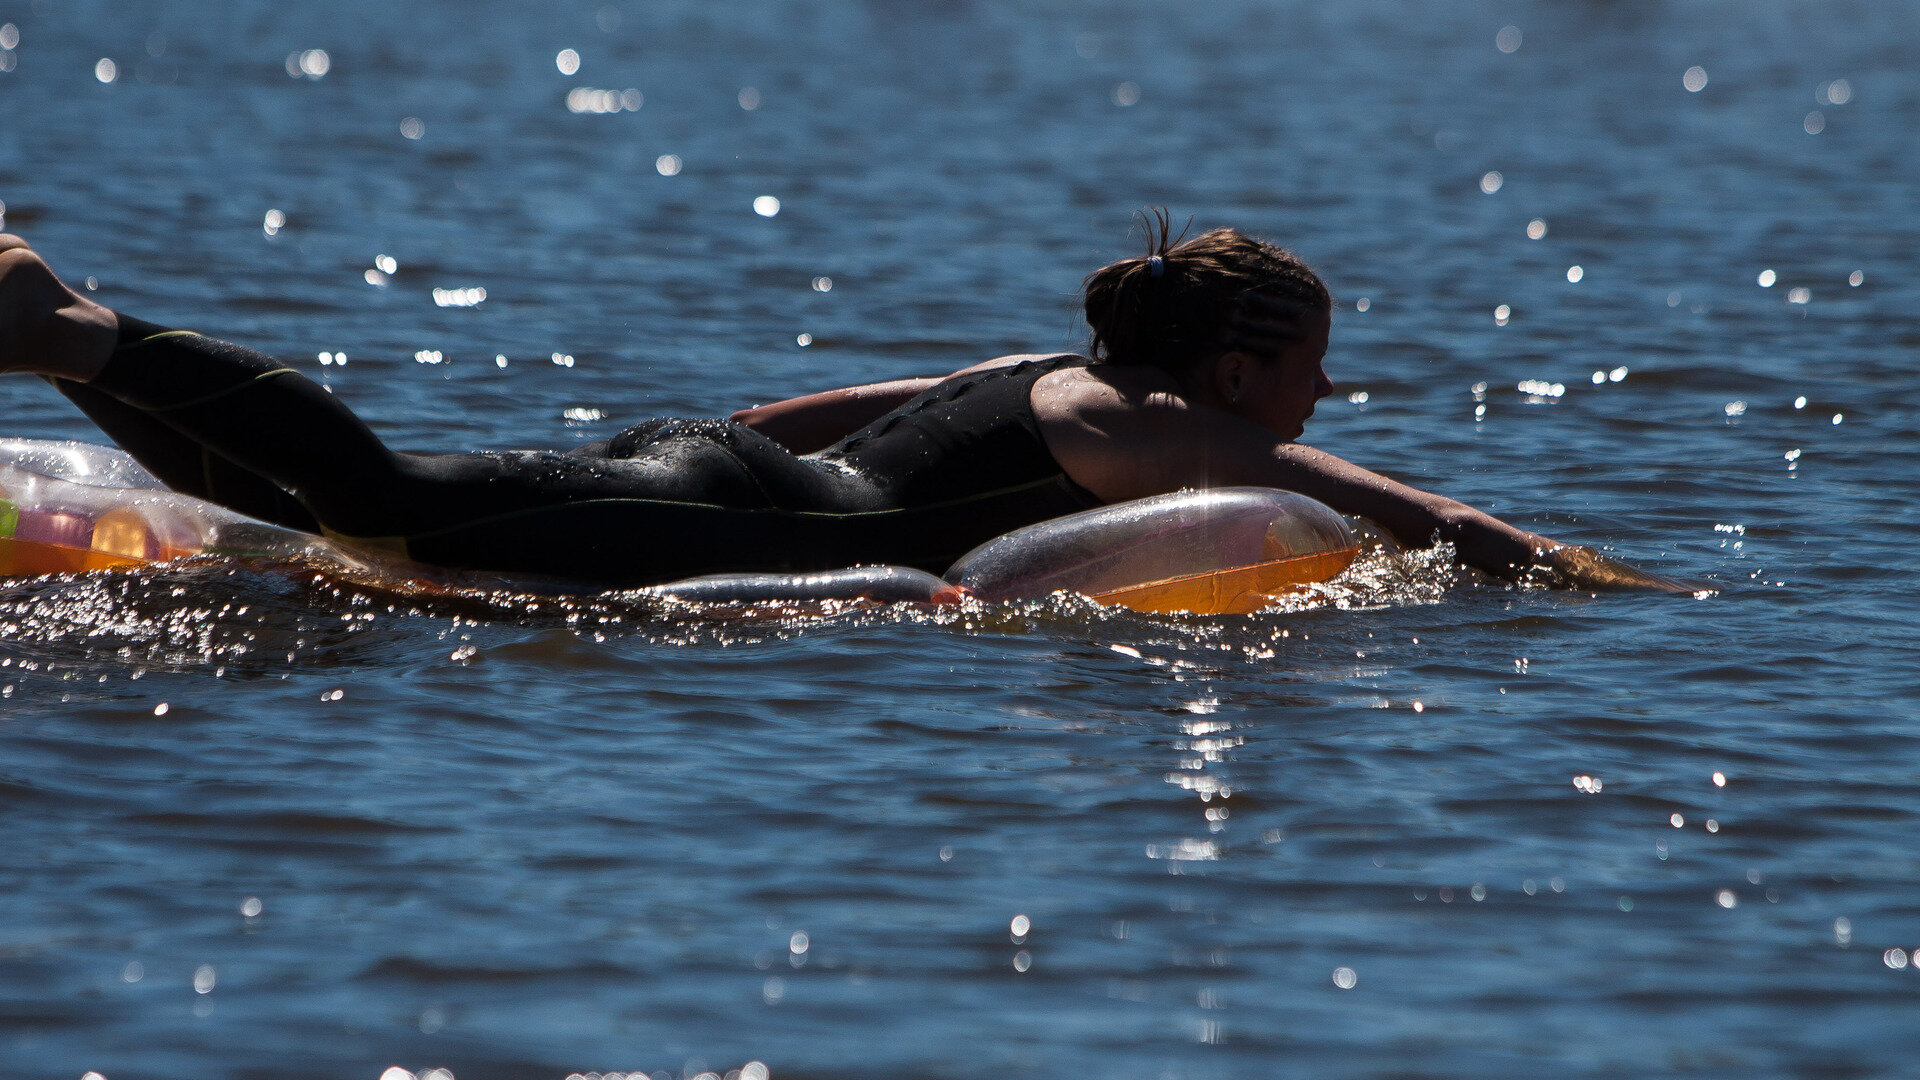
[947,352,1073,377]
[1031,364,1187,425]
[1029,365,1394,504]
[1031,365,1231,501]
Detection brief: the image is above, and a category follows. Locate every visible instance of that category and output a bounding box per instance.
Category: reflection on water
[0,536,1460,672]
[3,0,1919,1077]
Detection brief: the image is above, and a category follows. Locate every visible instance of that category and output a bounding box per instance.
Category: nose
[1313,364,1334,400]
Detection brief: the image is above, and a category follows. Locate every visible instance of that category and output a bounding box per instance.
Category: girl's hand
[1531,543,1705,593]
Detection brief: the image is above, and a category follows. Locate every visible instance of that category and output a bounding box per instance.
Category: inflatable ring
[945,487,1357,614]
[0,440,1357,613]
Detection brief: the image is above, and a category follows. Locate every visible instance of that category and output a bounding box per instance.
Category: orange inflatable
[0,441,1357,613]
[944,487,1358,614]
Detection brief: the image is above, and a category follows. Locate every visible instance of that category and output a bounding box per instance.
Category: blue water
[4,2,1919,1077]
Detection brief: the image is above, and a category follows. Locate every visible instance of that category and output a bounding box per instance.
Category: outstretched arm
[1040,383,1692,592]
[731,354,1042,453]
[730,378,940,454]
[1256,442,1691,590]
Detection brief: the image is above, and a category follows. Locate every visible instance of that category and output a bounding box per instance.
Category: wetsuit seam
[115,328,208,351]
[144,367,304,413]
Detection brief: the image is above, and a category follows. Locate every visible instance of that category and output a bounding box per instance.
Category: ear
[1212,350,1254,404]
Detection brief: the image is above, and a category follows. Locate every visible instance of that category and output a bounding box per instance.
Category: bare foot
[0,235,119,381]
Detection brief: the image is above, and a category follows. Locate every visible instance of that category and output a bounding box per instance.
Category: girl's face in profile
[1232,310,1333,441]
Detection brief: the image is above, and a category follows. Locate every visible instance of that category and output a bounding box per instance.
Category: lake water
[3,1,1918,1077]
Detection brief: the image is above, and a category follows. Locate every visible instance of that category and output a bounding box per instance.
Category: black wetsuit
[54,317,1102,585]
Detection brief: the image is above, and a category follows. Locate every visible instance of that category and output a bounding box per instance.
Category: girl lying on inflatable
[0,213,1685,603]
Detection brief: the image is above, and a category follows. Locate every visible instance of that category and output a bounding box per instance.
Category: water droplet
[1113,81,1141,106]
[656,154,683,177]
[193,964,216,993]
[1526,218,1548,240]
[1849,270,1864,287]
[400,117,425,140]
[1495,26,1522,53]
[1331,966,1357,989]
[1354,297,1370,312]
[1479,170,1503,195]
[240,896,262,917]
[94,57,117,83]
[738,86,761,110]
[753,195,781,217]
[1566,265,1583,283]
[1757,269,1776,288]
[297,49,330,79]
[1683,65,1709,93]
[1804,110,1826,135]
[811,276,832,292]
[555,48,580,76]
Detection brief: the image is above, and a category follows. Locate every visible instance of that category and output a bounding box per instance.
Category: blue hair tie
[1148,255,1165,278]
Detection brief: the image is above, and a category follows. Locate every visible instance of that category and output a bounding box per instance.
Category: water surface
[3,2,1918,1077]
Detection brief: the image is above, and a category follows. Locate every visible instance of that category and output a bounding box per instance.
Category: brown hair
[1082,210,1330,378]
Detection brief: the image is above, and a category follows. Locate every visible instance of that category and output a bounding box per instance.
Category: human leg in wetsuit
[0,240,882,585]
